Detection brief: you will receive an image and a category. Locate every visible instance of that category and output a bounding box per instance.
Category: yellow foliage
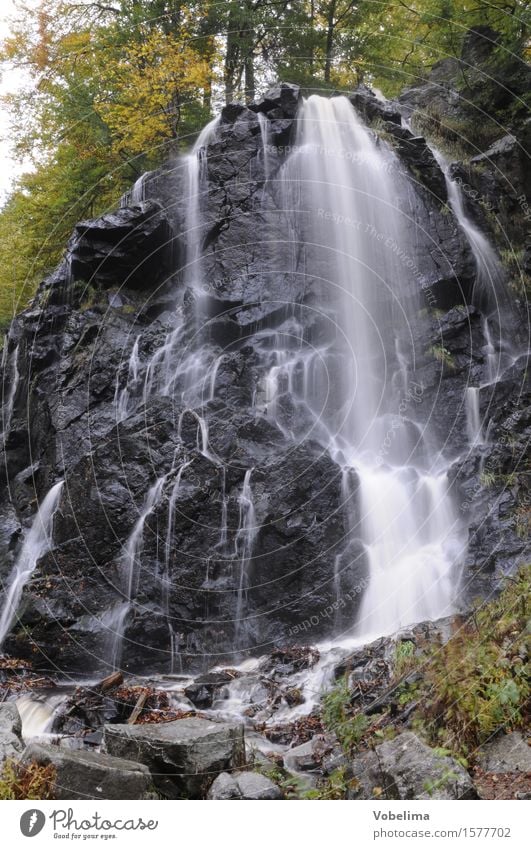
[96,28,217,157]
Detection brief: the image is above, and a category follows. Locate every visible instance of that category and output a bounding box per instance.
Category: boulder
[207,770,283,800]
[477,732,531,774]
[349,86,402,126]
[373,732,478,800]
[284,737,332,774]
[69,202,174,291]
[0,703,23,766]
[184,671,236,709]
[103,717,245,798]
[20,741,155,800]
[252,82,300,118]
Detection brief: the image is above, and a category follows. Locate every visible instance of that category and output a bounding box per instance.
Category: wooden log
[127,690,148,725]
[98,671,123,693]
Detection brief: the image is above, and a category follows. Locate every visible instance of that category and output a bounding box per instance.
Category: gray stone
[0,702,23,765]
[284,737,331,773]
[236,771,283,800]
[20,741,155,800]
[207,770,283,800]
[207,772,241,799]
[374,732,478,800]
[477,732,531,774]
[104,717,245,798]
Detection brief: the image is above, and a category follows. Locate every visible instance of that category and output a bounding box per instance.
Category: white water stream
[0,481,64,647]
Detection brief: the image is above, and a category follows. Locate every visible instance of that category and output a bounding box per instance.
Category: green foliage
[304,766,352,800]
[393,640,416,677]
[479,469,496,488]
[321,675,369,753]
[0,759,56,800]
[424,565,530,753]
[429,345,456,369]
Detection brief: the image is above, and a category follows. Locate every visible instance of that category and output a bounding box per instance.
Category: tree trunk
[244,55,255,103]
[324,0,337,84]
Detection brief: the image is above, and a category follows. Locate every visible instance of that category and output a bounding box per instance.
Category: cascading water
[0,481,64,647]
[114,118,220,421]
[465,386,484,446]
[107,475,167,668]
[278,96,463,638]
[163,460,192,673]
[115,335,140,423]
[431,147,517,382]
[233,470,258,647]
[1,342,19,437]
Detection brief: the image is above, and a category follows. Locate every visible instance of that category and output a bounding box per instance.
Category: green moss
[428,344,456,370]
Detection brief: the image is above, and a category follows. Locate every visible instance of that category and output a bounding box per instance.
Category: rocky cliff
[0,37,528,677]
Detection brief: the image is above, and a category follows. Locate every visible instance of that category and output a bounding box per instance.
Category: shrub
[424,566,530,754]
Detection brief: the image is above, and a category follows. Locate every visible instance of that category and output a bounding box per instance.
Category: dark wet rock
[68,202,175,292]
[103,717,245,798]
[476,732,531,774]
[184,670,239,709]
[260,646,320,679]
[381,123,447,202]
[20,741,155,800]
[207,770,283,800]
[0,703,23,765]
[251,82,301,118]
[349,86,401,126]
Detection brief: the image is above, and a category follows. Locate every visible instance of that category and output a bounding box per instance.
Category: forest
[0,0,529,327]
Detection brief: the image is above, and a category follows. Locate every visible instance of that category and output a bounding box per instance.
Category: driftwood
[98,672,123,693]
[127,689,148,724]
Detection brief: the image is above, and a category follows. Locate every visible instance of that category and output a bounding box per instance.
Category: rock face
[20,741,155,800]
[0,703,23,766]
[351,732,478,800]
[0,62,528,678]
[103,717,245,798]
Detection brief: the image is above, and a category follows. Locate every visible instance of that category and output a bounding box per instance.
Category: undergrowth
[0,759,56,800]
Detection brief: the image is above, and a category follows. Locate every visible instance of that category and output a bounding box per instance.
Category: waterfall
[108,475,166,668]
[430,147,517,376]
[465,387,484,446]
[139,118,220,407]
[0,480,64,647]
[234,470,258,646]
[279,95,463,637]
[182,117,220,295]
[115,335,141,422]
[1,343,19,437]
[163,461,190,673]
